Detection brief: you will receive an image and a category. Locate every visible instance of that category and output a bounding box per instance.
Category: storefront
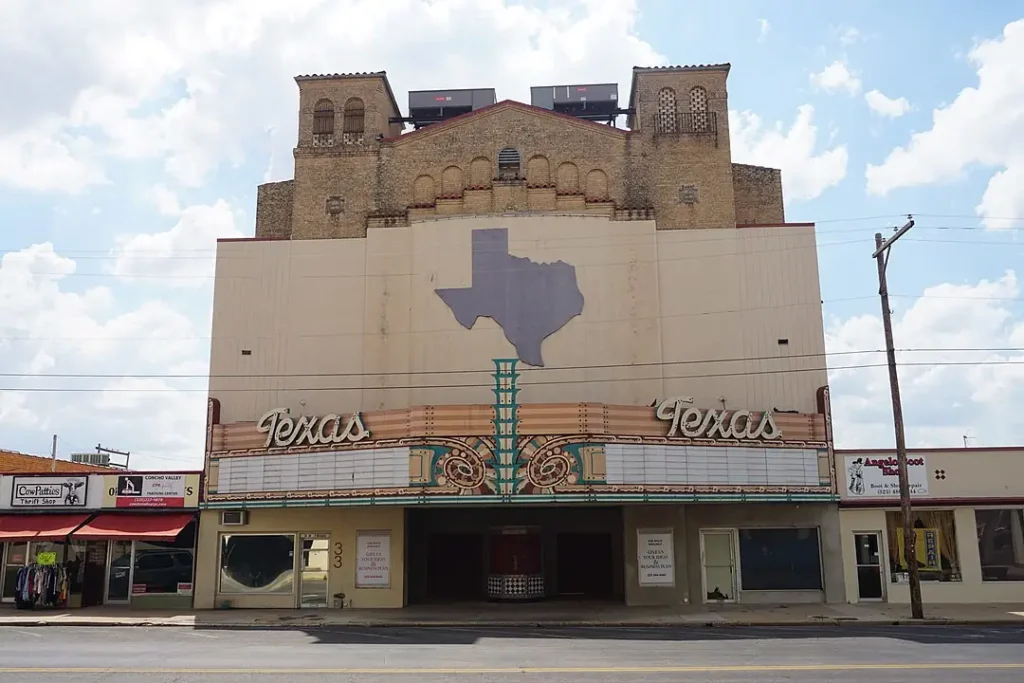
[196,379,845,609]
[0,471,201,610]
[837,446,1024,604]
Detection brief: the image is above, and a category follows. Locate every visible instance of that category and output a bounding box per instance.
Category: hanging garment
[14,564,70,609]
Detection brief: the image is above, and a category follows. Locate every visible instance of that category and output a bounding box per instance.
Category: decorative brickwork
[252,67,787,240]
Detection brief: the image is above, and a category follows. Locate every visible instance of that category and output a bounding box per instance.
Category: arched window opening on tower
[497,147,521,180]
[656,88,678,133]
[689,86,709,132]
[343,98,365,144]
[312,99,335,147]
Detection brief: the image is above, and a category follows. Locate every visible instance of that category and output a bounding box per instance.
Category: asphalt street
[1,624,1023,682]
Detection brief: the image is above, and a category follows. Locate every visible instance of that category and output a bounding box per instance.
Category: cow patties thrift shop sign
[11,476,88,507]
[845,455,929,498]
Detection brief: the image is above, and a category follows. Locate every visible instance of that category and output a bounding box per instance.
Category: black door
[426,533,485,602]
[81,541,107,607]
[557,533,614,598]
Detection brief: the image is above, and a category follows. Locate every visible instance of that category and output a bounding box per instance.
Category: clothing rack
[14,563,69,609]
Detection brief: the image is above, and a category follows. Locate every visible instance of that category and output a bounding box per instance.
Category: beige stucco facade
[837,447,1024,604]
[210,215,825,420]
[194,507,404,609]
[195,65,842,611]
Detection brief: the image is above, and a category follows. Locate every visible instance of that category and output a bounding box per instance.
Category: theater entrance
[405,506,623,605]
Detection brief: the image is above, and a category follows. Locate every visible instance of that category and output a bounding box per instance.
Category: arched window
[497,147,521,179]
[656,87,677,133]
[343,98,365,143]
[312,99,335,147]
[689,86,709,132]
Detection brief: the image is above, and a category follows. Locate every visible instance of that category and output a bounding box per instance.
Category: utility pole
[872,215,923,619]
[50,434,57,472]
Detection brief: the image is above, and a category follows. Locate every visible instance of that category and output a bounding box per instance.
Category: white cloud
[0,242,209,468]
[148,184,182,217]
[838,25,862,46]
[866,20,1024,229]
[0,391,39,429]
[810,60,862,95]
[110,200,243,285]
[729,105,849,201]
[0,0,665,191]
[0,0,670,467]
[827,271,1024,448]
[864,89,911,118]
[758,19,771,41]
[0,121,107,193]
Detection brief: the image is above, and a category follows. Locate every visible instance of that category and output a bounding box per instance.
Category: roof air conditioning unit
[71,452,111,467]
[221,510,249,526]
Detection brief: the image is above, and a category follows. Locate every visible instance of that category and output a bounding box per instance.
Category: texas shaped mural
[435,228,585,367]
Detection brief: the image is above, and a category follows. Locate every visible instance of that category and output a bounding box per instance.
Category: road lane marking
[9,629,42,638]
[1,663,1023,674]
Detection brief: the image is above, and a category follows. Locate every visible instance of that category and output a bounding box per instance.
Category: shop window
[976,508,1024,582]
[886,510,961,582]
[738,528,823,591]
[219,533,296,594]
[134,522,195,596]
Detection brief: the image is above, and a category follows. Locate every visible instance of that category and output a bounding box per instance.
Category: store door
[82,541,108,607]
[700,529,737,602]
[105,540,133,604]
[2,542,28,603]
[854,532,885,601]
[298,535,330,608]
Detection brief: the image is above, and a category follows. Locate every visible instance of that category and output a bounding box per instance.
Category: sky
[0,0,1022,470]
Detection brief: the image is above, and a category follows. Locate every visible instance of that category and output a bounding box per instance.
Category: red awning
[0,514,90,541]
[71,513,195,541]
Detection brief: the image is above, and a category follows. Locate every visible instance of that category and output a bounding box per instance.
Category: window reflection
[219,534,295,594]
[977,508,1024,582]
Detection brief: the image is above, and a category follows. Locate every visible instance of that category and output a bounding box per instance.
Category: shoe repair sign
[103,473,200,508]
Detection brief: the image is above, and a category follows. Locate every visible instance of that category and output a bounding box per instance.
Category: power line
[1,351,1020,382]
[3,223,1022,261]
[3,291,1020,344]
[8,347,1024,379]
[9,231,1024,280]
[1,359,1020,393]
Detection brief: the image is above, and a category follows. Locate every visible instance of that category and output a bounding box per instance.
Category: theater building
[838,447,1024,604]
[194,64,844,610]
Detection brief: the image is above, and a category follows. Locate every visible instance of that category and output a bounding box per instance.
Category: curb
[2,618,1021,629]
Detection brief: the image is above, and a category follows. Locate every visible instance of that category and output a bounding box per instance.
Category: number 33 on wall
[333,542,343,568]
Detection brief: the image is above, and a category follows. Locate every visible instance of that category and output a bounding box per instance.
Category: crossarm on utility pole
[873,217,924,620]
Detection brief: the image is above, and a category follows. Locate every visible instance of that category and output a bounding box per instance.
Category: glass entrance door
[2,542,28,603]
[298,535,330,608]
[854,532,885,600]
[700,530,737,602]
[105,540,133,603]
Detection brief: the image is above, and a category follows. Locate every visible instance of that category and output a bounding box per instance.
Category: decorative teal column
[491,358,520,495]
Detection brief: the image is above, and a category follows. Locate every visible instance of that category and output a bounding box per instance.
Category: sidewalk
[2,602,1024,628]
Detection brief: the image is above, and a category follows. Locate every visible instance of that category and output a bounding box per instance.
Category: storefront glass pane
[30,541,65,564]
[2,542,29,600]
[738,528,823,591]
[219,534,295,594]
[107,540,133,601]
[976,508,1024,582]
[131,520,196,596]
[885,510,961,582]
